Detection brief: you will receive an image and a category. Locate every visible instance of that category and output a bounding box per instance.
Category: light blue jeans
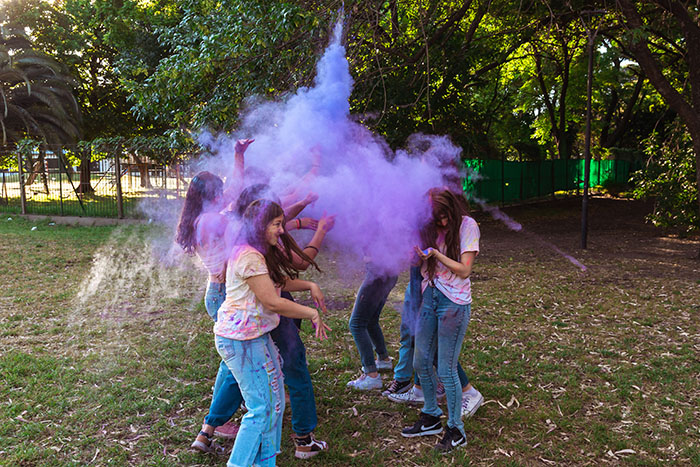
[215,333,285,467]
[395,269,470,389]
[414,286,471,436]
[204,282,244,428]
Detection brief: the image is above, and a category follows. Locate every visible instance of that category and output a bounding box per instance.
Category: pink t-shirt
[214,244,280,340]
[421,216,480,305]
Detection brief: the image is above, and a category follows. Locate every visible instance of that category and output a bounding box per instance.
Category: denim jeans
[393,266,423,382]
[203,282,244,428]
[216,333,284,467]
[414,286,471,435]
[269,291,317,436]
[394,270,470,388]
[349,266,398,374]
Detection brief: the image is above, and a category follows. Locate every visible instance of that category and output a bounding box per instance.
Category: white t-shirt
[214,244,280,340]
[421,216,480,305]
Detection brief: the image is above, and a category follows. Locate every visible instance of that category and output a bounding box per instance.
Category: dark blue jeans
[269,292,318,436]
[349,267,398,374]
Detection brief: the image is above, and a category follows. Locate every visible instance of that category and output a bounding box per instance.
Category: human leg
[270,315,317,436]
[435,296,470,435]
[392,266,422,384]
[216,334,284,467]
[413,287,441,419]
[365,273,398,363]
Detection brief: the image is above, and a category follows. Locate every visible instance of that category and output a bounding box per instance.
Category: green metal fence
[463,159,638,204]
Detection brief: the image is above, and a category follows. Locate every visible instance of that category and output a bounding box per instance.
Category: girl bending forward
[214,199,330,467]
[401,189,480,453]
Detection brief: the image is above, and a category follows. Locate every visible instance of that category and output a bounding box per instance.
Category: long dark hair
[419,189,470,280]
[176,171,223,254]
[240,199,318,286]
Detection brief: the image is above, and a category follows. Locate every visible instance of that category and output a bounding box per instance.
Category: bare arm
[291,214,335,270]
[246,274,330,339]
[222,138,254,204]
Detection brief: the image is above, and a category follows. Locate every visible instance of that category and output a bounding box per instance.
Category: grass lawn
[1,197,698,466]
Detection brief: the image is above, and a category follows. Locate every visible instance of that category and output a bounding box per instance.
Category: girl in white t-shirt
[400,189,480,453]
[215,199,330,467]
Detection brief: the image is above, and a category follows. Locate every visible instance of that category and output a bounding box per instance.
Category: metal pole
[581,26,597,249]
[115,147,124,219]
[17,151,26,214]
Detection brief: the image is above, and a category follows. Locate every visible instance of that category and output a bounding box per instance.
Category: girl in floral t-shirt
[400,189,480,453]
[215,199,330,467]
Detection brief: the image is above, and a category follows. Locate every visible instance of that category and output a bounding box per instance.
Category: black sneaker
[401,412,443,438]
[382,379,412,396]
[434,426,467,453]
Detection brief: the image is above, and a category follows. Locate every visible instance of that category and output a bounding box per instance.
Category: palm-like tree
[0,26,82,148]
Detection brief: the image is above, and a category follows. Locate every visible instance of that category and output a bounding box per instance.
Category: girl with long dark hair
[400,189,481,453]
[214,199,330,466]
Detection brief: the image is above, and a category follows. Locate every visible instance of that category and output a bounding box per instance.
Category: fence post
[58,150,64,216]
[115,147,124,219]
[501,154,505,206]
[17,151,27,215]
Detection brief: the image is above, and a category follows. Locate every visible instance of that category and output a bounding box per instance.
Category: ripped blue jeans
[216,333,284,467]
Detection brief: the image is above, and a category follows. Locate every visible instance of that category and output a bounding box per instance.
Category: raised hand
[318,213,336,233]
[235,138,254,154]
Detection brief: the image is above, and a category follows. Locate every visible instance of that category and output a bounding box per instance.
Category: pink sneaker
[213,421,239,440]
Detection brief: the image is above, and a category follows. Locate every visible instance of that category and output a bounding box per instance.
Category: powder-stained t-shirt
[421,216,480,305]
[214,244,280,340]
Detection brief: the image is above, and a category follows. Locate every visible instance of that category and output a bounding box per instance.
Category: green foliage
[632,125,698,233]
[0,27,81,146]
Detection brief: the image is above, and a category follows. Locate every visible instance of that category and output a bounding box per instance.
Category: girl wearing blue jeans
[401,189,480,453]
[214,199,330,467]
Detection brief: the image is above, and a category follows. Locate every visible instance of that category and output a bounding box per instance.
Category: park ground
[0,196,698,466]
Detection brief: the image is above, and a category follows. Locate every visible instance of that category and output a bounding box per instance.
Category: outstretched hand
[303,192,319,206]
[318,213,336,233]
[235,138,254,154]
[299,217,319,230]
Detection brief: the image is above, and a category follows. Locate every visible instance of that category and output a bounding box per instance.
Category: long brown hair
[176,171,223,254]
[240,199,319,286]
[419,189,470,280]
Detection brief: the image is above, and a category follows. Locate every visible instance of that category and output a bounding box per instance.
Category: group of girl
[176,140,482,465]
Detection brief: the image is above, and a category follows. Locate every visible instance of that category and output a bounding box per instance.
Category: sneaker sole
[401,426,443,438]
[295,450,322,459]
[388,396,424,405]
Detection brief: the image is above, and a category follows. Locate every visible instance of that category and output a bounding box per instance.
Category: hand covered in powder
[318,213,335,233]
[311,311,331,340]
[234,138,254,154]
[415,246,436,260]
[299,217,319,230]
[302,192,319,206]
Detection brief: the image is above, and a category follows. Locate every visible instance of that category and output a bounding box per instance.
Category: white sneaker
[461,389,483,418]
[346,373,382,391]
[388,385,424,405]
[375,357,393,372]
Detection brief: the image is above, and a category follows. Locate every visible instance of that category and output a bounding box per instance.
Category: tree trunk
[39,147,49,195]
[131,153,152,188]
[77,148,94,194]
[618,0,700,257]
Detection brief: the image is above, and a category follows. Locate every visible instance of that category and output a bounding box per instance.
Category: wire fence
[0,145,639,218]
[0,148,189,218]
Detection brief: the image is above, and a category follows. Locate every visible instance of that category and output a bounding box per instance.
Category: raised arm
[291,213,335,270]
[222,138,254,204]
